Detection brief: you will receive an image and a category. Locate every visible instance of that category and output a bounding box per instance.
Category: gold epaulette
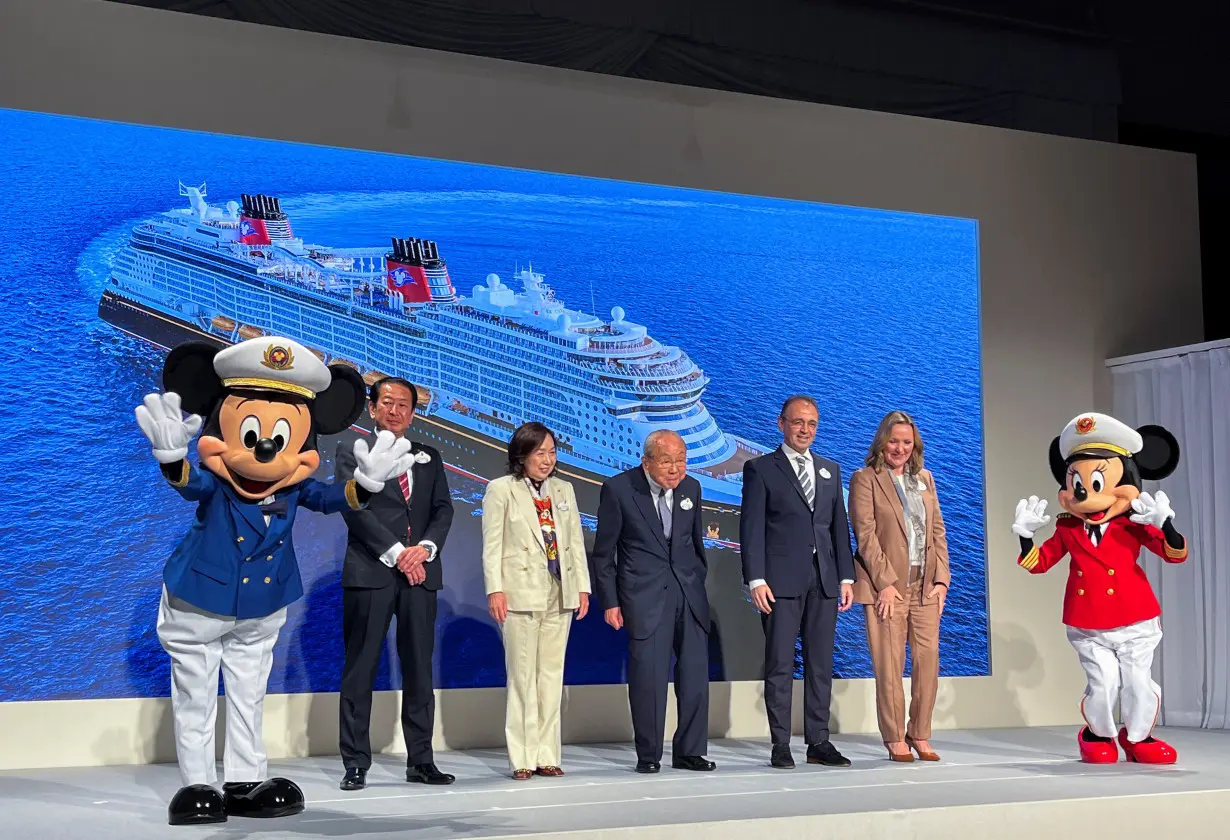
[1057,512,1075,519]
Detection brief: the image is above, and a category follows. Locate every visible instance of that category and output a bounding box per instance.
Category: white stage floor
[4,726,1230,839]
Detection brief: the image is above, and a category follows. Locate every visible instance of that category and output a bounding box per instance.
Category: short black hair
[369,376,418,412]
[507,422,557,479]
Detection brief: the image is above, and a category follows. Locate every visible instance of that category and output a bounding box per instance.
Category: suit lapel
[512,478,546,552]
[774,449,811,509]
[547,477,568,555]
[633,470,669,552]
[875,467,908,539]
[670,481,689,545]
[225,484,269,536]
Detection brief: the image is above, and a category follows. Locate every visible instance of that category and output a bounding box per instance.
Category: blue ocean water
[0,107,987,701]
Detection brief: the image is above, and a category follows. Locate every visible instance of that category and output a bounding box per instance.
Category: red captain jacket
[1018,513,1187,630]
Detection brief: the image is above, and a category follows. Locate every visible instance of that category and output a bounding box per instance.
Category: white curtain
[1111,346,1230,729]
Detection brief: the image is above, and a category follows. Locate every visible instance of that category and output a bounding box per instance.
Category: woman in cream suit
[482,422,591,780]
[848,410,951,763]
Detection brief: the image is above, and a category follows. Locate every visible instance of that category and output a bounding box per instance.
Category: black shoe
[339,768,367,791]
[406,763,455,785]
[635,760,661,774]
[167,784,226,825]
[806,740,851,767]
[671,756,716,771]
[770,744,795,769]
[223,778,305,818]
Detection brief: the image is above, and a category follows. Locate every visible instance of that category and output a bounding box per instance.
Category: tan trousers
[863,573,941,743]
[501,576,573,771]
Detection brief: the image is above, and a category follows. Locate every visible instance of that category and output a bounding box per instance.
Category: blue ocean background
[0,106,986,702]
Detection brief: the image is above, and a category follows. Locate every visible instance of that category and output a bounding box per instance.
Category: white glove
[1012,495,1051,539]
[352,430,414,492]
[135,392,203,464]
[1130,490,1175,529]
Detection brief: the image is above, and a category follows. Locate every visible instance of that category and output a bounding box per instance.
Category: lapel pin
[818,467,831,480]
[413,451,432,464]
[680,497,694,510]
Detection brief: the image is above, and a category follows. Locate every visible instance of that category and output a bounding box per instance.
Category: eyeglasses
[785,419,818,430]
[648,456,687,468]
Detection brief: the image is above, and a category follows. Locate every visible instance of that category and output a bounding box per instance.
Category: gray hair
[644,429,685,459]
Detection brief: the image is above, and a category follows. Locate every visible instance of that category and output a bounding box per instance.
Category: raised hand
[1130,490,1175,529]
[135,392,203,464]
[1012,495,1051,539]
[352,430,413,492]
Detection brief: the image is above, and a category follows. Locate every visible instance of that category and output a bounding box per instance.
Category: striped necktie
[796,456,815,508]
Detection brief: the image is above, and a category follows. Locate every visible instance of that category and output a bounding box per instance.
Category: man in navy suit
[741,395,856,769]
[592,430,715,774]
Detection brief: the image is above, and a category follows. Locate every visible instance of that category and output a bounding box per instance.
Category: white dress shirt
[748,444,853,591]
[377,449,439,568]
[644,469,674,525]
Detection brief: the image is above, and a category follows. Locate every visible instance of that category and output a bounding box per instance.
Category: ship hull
[99,288,744,544]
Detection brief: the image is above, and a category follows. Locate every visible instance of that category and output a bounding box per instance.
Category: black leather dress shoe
[671,756,717,771]
[339,768,367,791]
[407,763,455,785]
[168,783,226,825]
[806,741,852,767]
[770,744,795,769]
[223,778,305,818]
[635,760,661,774]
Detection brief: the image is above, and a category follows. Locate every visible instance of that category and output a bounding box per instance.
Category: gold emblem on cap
[262,344,295,371]
[1075,416,1096,435]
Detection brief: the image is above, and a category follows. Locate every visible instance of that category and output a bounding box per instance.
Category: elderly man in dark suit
[335,377,455,791]
[592,429,714,774]
[741,395,856,770]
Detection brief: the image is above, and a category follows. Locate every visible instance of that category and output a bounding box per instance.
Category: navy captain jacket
[160,460,362,619]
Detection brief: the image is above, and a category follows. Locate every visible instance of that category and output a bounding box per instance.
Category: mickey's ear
[315,366,366,435]
[163,341,224,416]
[1048,436,1066,485]
[1136,424,1180,480]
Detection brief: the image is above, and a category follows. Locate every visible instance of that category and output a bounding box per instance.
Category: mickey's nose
[1074,484,1088,502]
[253,439,279,463]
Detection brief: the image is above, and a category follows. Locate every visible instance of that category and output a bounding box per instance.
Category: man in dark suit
[741,395,856,769]
[335,377,455,791]
[592,430,715,774]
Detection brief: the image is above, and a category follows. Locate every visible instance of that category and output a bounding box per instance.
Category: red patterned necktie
[397,471,412,540]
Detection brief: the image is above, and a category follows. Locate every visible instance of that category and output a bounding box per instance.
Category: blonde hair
[865,410,925,475]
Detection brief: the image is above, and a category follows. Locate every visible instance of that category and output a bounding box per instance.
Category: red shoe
[1077,727,1118,763]
[1118,729,1177,764]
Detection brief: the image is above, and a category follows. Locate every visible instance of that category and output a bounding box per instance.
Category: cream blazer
[481,474,591,612]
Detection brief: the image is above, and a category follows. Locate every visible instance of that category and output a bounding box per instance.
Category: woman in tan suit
[482,422,591,780]
[849,410,950,762]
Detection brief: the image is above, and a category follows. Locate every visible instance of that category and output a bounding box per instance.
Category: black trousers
[761,566,838,746]
[339,582,437,769]
[627,575,710,763]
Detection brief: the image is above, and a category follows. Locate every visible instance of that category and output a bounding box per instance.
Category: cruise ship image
[98,183,771,542]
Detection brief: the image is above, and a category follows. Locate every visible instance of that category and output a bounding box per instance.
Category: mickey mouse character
[1012,412,1187,765]
[135,336,413,825]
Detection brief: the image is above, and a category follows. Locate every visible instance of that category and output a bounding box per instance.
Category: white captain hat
[213,336,332,399]
[1058,412,1143,460]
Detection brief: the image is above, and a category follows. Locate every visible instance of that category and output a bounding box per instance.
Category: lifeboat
[331,358,360,370]
[414,385,432,406]
[237,324,264,340]
[362,369,388,387]
[308,347,327,363]
[211,315,236,333]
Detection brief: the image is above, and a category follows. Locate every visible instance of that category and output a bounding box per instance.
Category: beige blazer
[848,466,950,605]
[481,474,591,612]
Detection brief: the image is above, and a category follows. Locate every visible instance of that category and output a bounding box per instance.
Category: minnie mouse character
[135,337,413,825]
[1012,412,1187,765]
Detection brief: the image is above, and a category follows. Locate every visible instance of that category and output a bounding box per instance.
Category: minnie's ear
[163,341,224,416]
[315,366,366,435]
[1048,436,1066,485]
[1136,424,1180,480]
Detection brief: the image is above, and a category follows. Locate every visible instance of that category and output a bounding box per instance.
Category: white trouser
[1065,618,1162,743]
[156,585,286,787]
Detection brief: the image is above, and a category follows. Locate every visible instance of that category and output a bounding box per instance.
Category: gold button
[1076,570,1083,577]
[1107,569,1115,576]
[243,577,250,584]
[266,555,273,561]
[264,577,271,584]
[237,537,245,543]
[1077,589,1084,595]
[1107,588,1114,595]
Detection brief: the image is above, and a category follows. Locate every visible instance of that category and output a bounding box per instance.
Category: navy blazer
[739,449,855,599]
[591,468,711,641]
[160,460,361,619]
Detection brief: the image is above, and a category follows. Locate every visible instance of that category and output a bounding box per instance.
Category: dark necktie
[656,490,672,540]
[1087,524,1101,546]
